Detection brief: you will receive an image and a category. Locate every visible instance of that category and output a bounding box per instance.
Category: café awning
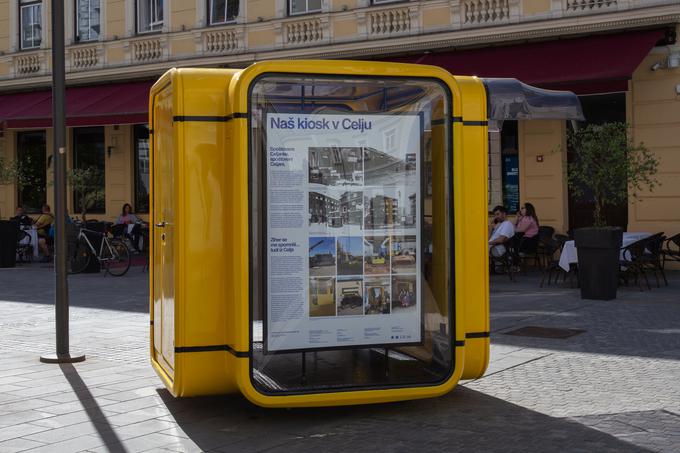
[389,28,666,95]
[0,81,153,129]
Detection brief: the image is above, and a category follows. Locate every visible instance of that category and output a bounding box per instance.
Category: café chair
[641,233,667,287]
[662,233,680,269]
[619,237,651,291]
[16,230,33,263]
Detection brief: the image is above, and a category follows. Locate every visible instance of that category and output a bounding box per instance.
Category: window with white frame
[137,0,163,34]
[76,0,100,42]
[20,0,42,50]
[289,0,321,15]
[209,0,238,25]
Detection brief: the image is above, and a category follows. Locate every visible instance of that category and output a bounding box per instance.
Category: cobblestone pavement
[0,263,679,452]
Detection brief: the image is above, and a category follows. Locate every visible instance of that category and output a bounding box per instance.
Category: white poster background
[266,113,421,352]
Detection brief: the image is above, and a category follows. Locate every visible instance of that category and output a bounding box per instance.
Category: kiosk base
[40,353,86,364]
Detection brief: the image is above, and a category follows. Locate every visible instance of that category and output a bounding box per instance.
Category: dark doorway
[16,130,47,213]
[72,126,106,214]
[567,93,627,231]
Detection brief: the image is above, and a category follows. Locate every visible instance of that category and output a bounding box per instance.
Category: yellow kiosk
[149,61,582,407]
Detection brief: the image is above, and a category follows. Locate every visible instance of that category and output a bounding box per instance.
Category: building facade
[0,0,678,236]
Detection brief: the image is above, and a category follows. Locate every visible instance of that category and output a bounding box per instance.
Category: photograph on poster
[340,191,363,229]
[309,147,363,186]
[337,236,363,275]
[363,146,417,187]
[363,235,391,275]
[364,277,391,315]
[309,277,336,317]
[309,191,341,230]
[309,237,336,277]
[391,235,417,274]
[392,275,417,314]
[364,187,417,230]
[336,276,363,316]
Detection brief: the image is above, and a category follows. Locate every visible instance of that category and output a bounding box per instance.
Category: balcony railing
[463,0,511,25]
[285,18,324,45]
[564,0,618,14]
[69,46,99,70]
[369,7,412,36]
[14,53,42,75]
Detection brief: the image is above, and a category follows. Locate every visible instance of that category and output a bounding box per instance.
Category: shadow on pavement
[488,270,680,361]
[156,387,650,452]
[59,363,129,453]
[0,265,148,313]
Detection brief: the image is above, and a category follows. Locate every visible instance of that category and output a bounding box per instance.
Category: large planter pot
[0,220,19,267]
[574,227,623,300]
[0,220,19,268]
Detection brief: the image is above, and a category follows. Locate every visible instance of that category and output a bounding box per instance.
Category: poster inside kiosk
[266,113,423,353]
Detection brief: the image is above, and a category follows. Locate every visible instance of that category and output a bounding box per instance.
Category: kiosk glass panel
[249,75,453,393]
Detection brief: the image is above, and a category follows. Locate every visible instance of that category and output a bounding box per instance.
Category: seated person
[116,203,143,252]
[34,205,54,262]
[489,205,515,257]
[515,202,540,253]
[10,206,33,227]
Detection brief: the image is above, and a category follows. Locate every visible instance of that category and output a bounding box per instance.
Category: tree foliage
[0,156,36,188]
[68,167,104,221]
[567,122,659,227]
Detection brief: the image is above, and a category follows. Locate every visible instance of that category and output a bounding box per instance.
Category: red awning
[0,81,153,128]
[388,29,665,94]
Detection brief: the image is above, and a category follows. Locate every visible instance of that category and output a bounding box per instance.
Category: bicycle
[68,224,131,276]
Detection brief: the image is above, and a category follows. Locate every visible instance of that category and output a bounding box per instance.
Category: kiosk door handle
[155,221,166,228]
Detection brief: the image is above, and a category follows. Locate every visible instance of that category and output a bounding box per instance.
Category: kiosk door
[152,90,175,375]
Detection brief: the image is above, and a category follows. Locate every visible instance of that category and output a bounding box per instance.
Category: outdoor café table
[558,232,652,272]
[19,226,40,259]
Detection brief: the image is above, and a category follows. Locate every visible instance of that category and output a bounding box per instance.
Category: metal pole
[41,0,84,364]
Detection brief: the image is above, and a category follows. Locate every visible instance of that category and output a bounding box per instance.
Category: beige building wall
[518,120,569,234]
[629,51,680,238]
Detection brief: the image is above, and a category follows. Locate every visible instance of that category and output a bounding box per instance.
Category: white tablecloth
[18,227,40,258]
[558,232,652,272]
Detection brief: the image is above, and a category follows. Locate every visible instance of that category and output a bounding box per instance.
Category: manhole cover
[504,326,586,339]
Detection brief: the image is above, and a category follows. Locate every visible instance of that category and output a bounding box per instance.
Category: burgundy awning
[0,81,153,128]
[388,29,665,95]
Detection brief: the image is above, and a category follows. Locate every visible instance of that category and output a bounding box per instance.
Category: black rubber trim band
[451,117,487,126]
[454,340,465,347]
[150,320,154,325]
[175,345,250,358]
[466,331,491,339]
[173,113,247,122]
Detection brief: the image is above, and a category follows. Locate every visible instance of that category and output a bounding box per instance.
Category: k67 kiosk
[149,61,582,407]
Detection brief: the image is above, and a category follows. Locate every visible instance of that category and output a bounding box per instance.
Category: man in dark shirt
[10,206,33,227]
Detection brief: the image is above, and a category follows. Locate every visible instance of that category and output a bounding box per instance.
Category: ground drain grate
[503,326,586,339]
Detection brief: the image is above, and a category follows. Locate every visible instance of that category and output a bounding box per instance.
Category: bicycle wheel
[68,238,91,274]
[105,238,131,276]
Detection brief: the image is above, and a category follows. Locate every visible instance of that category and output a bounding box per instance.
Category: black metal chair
[540,236,570,287]
[640,233,667,287]
[16,230,34,263]
[490,238,519,282]
[662,233,680,269]
[620,237,652,291]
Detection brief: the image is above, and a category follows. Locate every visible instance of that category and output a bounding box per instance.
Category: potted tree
[568,122,659,300]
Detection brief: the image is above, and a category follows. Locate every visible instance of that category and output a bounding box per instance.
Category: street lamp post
[40,0,85,364]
